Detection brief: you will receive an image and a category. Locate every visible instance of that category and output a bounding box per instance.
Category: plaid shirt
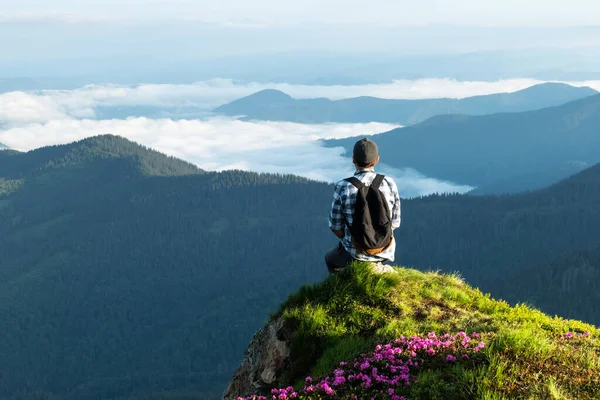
[329,168,401,262]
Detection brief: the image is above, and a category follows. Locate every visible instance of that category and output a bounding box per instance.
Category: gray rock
[370,262,397,274]
[222,316,293,399]
[222,262,395,399]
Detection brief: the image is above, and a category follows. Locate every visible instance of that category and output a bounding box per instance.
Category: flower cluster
[561,331,595,342]
[238,332,485,400]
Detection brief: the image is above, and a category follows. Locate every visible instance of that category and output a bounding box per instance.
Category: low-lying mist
[0,116,474,197]
[12,77,586,196]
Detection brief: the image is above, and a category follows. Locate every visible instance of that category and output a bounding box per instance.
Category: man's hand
[332,229,345,239]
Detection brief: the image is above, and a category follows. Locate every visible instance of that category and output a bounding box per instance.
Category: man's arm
[329,182,346,239]
[390,181,401,230]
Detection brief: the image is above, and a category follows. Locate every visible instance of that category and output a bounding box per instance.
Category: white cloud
[0,12,117,23]
[270,79,600,101]
[220,21,269,29]
[3,0,600,27]
[6,77,600,196]
[0,91,72,123]
[0,117,473,197]
[2,78,599,126]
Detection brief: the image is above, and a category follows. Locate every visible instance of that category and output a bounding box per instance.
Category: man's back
[329,167,401,262]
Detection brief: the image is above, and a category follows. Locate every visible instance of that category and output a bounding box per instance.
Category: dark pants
[325,243,355,274]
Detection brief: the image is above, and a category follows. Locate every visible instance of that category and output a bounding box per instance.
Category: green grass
[273,262,600,399]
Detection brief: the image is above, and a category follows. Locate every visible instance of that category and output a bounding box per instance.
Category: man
[326,138,401,273]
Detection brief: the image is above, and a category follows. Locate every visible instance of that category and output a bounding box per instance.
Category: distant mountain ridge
[214,82,598,125]
[326,93,600,194]
[0,142,8,150]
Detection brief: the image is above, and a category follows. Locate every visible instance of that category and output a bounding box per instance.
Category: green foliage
[2,134,600,399]
[274,263,600,399]
[0,178,23,194]
[492,327,555,358]
[396,165,600,328]
[0,135,332,400]
[408,367,472,400]
[0,134,203,179]
[276,263,401,385]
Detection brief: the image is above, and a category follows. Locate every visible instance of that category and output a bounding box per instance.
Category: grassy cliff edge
[238,262,600,399]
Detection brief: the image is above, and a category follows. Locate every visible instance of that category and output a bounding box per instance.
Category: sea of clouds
[3,77,598,196]
[4,78,600,123]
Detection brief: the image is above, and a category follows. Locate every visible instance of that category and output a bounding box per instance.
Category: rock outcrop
[222,316,295,399]
[370,262,396,274]
[222,262,600,399]
[223,262,396,399]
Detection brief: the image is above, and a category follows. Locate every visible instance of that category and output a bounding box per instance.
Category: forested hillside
[326,93,600,194]
[507,246,600,324]
[0,136,333,399]
[1,135,600,399]
[214,83,597,125]
[0,135,203,178]
[396,164,600,315]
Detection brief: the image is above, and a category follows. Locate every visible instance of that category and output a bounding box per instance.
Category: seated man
[326,138,401,273]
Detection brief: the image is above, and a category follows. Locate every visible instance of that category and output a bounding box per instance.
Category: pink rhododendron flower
[240,332,486,400]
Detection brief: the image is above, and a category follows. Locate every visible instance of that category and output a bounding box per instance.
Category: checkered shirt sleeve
[387,179,401,229]
[329,181,347,231]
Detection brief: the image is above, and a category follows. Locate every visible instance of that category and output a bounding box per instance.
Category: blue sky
[3,1,600,61]
[1,1,600,81]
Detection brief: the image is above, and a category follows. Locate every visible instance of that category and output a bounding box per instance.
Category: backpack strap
[345,177,364,189]
[371,174,385,189]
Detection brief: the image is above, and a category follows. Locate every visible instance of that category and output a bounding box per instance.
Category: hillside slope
[509,245,600,325]
[0,135,333,400]
[396,162,600,316]
[2,136,600,399]
[326,93,600,194]
[0,134,203,179]
[226,263,600,399]
[214,83,598,125]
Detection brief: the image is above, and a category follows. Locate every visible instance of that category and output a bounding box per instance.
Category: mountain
[0,135,333,400]
[509,246,600,324]
[326,93,600,194]
[396,162,600,300]
[0,135,203,179]
[2,135,600,399]
[0,142,8,150]
[225,263,600,400]
[214,83,598,125]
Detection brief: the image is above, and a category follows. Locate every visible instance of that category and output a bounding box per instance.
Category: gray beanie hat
[353,138,379,165]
